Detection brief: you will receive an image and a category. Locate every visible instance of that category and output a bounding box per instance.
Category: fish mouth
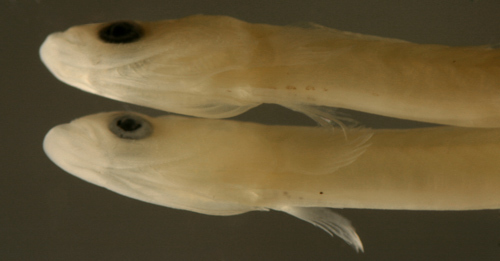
[39,32,98,93]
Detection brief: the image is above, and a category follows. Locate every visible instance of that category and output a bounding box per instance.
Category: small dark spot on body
[319,191,323,195]
[452,60,456,63]
[305,86,315,90]
[226,90,232,92]
[286,85,297,90]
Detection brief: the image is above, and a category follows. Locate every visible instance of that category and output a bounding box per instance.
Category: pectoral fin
[281,104,373,175]
[283,104,354,130]
[279,206,364,252]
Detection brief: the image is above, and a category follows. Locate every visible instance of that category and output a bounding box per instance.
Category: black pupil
[99,21,142,43]
[116,118,142,132]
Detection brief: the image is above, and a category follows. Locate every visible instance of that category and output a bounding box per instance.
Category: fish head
[43,111,254,215]
[40,15,260,118]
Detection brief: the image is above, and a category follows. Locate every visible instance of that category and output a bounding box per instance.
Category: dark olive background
[1,0,500,260]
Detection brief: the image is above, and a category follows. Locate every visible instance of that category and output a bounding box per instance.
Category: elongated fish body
[40,15,500,127]
[44,111,500,251]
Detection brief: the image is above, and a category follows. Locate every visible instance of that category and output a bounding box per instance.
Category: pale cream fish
[40,15,500,127]
[44,111,500,252]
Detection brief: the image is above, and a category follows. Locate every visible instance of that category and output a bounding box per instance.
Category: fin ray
[279,206,364,252]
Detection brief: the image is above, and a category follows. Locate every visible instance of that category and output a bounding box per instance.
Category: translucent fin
[285,22,407,43]
[286,21,329,30]
[188,101,259,119]
[283,104,358,134]
[476,43,500,50]
[279,206,364,252]
[281,104,373,175]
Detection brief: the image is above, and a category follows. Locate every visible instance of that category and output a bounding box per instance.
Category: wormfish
[39,15,500,127]
[43,111,500,251]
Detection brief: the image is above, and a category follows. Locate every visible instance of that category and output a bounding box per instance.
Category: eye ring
[109,113,153,140]
[99,21,143,44]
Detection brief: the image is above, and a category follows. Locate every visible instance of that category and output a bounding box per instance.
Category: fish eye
[109,114,153,140]
[99,21,143,44]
